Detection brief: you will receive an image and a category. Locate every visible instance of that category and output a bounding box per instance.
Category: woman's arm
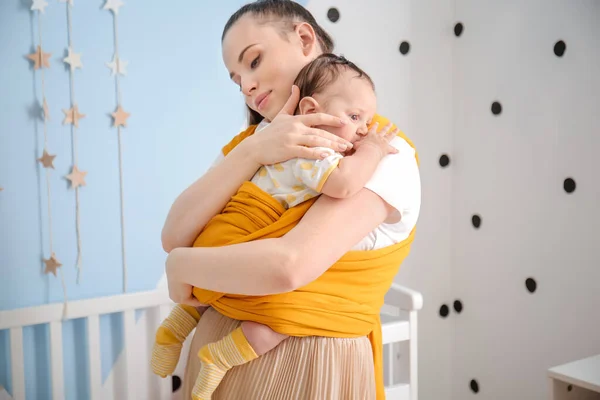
[166,187,393,296]
[161,142,260,252]
[161,87,351,252]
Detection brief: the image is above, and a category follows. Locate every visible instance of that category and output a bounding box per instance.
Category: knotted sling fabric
[188,114,419,399]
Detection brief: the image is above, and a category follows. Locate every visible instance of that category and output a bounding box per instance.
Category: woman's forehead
[222,16,274,61]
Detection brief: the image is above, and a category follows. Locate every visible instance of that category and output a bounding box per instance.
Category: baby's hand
[353,122,399,158]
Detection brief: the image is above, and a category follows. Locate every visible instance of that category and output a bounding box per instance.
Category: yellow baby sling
[192,114,419,399]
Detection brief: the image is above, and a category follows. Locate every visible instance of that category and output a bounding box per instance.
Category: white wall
[451,1,600,399]
[307,1,600,400]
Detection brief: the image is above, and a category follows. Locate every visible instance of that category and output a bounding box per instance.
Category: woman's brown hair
[222,0,335,126]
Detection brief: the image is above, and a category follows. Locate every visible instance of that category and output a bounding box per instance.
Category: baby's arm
[320,144,385,199]
[321,125,400,199]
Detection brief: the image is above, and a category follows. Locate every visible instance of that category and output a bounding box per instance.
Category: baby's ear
[298,96,320,115]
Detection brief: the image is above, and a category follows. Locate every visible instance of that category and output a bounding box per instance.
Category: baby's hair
[222,0,335,126]
[293,53,375,114]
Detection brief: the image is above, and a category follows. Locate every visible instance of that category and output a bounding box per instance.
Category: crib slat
[87,315,101,400]
[9,328,25,400]
[123,309,136,400]
[388,343,394,386]
[49,321,65,400]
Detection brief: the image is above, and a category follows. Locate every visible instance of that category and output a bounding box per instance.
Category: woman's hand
[166,249,205,307]
[243,85,353,165]
[351,122,399,158]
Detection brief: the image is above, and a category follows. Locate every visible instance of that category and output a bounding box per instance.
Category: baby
[152,53,398,399]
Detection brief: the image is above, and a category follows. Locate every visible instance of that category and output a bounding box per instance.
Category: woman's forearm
[166,188,392,295]
[161,141,260,252]
[166,239,296,296]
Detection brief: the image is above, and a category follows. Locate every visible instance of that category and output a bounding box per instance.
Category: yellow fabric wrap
[192,114,418,399]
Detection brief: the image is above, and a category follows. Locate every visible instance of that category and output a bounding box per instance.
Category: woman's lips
[256,91,271,111]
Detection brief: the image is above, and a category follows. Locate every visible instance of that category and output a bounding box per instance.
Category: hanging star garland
[27,45,51,70]
[63,47,83,71]
[103,0,124,14]
[62,104,85,127]
[44,253,63,276]
[29,0,69,317]
[31,0,48,13]
[111,105,130,127]
[37,149,56,169]
[65,165,87,189]
[42,97,50,120]
[106,54,128,76]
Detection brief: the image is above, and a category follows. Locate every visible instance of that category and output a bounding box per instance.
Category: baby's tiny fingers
[368,122,380,134]
[386,128,400,140]
[378,122,393,135]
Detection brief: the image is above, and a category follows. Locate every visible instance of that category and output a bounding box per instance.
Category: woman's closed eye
[250,55,260,69]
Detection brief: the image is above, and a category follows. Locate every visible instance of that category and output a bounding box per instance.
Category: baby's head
[293,53,377,145]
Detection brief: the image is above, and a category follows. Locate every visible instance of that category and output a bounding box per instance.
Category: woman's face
[222,15,320,121]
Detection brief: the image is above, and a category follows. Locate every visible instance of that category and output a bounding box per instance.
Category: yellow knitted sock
[192,327,258,400]
[151,305,202,378]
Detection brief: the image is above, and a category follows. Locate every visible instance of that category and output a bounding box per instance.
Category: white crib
[0,283,422,400]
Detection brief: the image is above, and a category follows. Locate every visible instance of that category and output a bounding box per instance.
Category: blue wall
[0,1,313,398]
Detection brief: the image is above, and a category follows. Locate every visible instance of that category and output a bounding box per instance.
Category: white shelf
[548,354,600,396]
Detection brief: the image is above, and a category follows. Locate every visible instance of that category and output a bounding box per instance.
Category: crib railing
[0,283,422,400]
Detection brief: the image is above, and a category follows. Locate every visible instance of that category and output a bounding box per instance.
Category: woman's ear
[298,96,320,115]
[295,22,318,57]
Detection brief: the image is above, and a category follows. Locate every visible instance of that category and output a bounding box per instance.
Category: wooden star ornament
[64,47,83,71]
[106,54,128,76]
[103,0,124,14]
[38,149,56,169]
[43,97,50,121]
[66,165,87,189]
[63,104,85,127]
[31,0,49,13]
[27,46,51,70]
[44,253,62,276]
[111,105,130,127]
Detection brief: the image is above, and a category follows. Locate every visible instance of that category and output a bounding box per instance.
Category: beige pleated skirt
[182,307,376,400]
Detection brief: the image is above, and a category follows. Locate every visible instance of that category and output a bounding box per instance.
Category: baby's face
[311,70,377,145]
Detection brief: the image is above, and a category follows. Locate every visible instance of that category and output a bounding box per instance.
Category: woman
[163,1,421,398]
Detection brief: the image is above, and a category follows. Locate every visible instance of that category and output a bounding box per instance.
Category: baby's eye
[349,114,360,121]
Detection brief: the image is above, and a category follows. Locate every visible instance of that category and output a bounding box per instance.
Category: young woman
[162,1,421,398]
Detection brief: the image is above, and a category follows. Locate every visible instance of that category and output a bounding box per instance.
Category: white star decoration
[103,0,124,15]
[31,0,48,13]
[64,47,83,71]
[106,54,128,76]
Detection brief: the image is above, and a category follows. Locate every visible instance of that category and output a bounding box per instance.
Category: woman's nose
[241,79,257,96]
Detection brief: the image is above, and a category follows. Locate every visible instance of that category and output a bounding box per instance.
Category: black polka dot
[172,375,182,392]
[491,101,502,115]
[439,154,450,168]
[327,8,340,23]
[453,300,463,313]
[568,384,573,392]
[470,379,480,393]
[439,304,449,318]
[564,178,576,194]
[554,40,566,57]
[472,214,482,229]
[454,22,464,37]
[399,41,410,55]
[525,278,537,293]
